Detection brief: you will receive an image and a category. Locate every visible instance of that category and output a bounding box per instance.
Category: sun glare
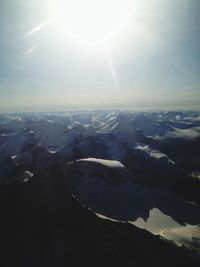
[50,0,132,48]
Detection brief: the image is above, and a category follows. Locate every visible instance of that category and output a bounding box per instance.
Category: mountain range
[0,109,200,266]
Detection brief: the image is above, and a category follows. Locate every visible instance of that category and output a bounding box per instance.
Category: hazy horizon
[0,99,200,113]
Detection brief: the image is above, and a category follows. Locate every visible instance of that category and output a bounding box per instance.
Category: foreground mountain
[67,158,200,250]
[0,161,200,267]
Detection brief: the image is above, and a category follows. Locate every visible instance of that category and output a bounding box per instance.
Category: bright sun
[50,0,132,48]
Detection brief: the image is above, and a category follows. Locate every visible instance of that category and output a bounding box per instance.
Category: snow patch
[135,144,175,164]
[77,158,125,168]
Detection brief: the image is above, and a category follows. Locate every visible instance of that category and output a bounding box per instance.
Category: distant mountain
[0,131,34,157]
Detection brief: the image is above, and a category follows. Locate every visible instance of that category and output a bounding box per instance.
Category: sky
[0,0,200,111]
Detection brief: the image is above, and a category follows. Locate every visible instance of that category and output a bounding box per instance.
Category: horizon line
[0,100,200,113]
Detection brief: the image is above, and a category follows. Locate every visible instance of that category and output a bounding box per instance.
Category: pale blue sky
[0,0,199,110]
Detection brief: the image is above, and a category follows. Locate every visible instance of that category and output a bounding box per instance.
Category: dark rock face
[0,156,33,184]
[0,164,200,267]
[66,160,134,185]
